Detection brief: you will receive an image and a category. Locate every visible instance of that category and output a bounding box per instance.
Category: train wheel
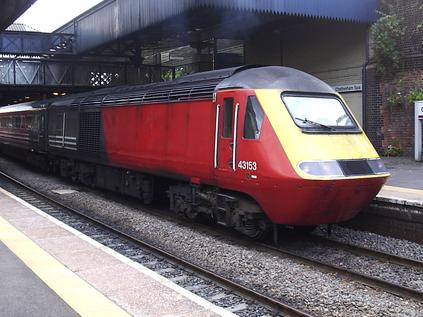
[243,219,269,240]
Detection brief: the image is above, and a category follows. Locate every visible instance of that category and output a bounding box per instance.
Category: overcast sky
[15,0,104,32]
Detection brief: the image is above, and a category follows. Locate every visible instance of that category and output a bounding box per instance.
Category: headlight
[367,159,388,174]
[299,161,344,177]
[299,159,388,177]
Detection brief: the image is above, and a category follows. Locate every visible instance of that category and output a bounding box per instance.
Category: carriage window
[13,116,22,128]
[32,115,39,130]
[222,98,233,138]
[24,116,32,129]
[243,96,264,139]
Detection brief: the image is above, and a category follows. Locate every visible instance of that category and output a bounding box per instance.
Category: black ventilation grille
[101,80,220,106]
[338,160,372,176]
[49,66,255,108]
[80,95,104,106]
[79,112,101,152]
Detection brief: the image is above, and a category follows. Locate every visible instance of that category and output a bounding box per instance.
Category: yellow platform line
[383,185,423,195]
[0,216,131,317]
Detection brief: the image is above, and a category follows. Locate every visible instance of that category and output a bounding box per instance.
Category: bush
[408,88,423,103]
[383,144,403,157]
[371,13,405,75]
[386,92,403,107]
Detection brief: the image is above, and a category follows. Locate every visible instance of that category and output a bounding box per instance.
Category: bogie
[169,184,270,239]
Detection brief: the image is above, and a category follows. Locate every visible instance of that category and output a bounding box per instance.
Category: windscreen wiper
[295,117,333,130]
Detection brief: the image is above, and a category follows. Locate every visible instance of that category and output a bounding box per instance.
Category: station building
[0,0,421,156]
[53,0,375,128]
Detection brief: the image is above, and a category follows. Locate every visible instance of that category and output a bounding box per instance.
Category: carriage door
[38,112,47,151]
[214,92,245,180]
[32,111,47,152]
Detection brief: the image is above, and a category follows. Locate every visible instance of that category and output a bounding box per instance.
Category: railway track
[1,165,422,314]
[262,233,423,302]
[309,233,423,271]
[0,170,314,317]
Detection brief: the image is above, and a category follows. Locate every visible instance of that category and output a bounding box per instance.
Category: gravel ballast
[1,155,422,317]
[281,237,423,292]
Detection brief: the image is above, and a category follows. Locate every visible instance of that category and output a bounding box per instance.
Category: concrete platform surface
[377,185,423,208]
[0,187,237,317]
[382,157,423,190]
[378,157,423,207]
[0,241,79,317]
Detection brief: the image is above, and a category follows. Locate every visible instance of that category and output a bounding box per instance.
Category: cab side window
[222,98,234,138]
[243,96,264,140]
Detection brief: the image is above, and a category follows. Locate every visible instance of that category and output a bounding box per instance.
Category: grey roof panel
[6,23,39,32]
[216,66,336,94]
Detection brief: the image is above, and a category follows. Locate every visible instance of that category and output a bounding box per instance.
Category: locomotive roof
[49,66,254,107]
[1,66,337,111]
[217,66,335,93]
[50,66,336,107]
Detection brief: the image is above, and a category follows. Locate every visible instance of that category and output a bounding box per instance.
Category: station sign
[333,84,363,93]
[417,101,423,119]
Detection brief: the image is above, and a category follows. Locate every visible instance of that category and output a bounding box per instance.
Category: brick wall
[381,0,423,58]
[379,70,423,154]
[365,0,423,156]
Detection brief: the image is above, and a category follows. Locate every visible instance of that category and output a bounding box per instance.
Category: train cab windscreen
[282,94,360,133]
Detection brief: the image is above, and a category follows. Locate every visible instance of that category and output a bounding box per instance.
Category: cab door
[213,91,246,184]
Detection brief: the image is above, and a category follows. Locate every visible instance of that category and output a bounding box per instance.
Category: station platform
[377,185,423,208]
[378,157,423,207]
[0,188,235,317]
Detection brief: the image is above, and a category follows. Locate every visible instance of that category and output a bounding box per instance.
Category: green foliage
[383,144,403,157]
[407,88,423,103]
[371,13,405,75]
[386,92,403,106]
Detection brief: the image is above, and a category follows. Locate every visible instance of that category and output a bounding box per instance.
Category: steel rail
[308,234,423,271]
[0,170,314,317]
[262,243,423,303]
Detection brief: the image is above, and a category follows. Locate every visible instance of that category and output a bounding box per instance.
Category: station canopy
[56,0,379,55]
[0,0,36,31]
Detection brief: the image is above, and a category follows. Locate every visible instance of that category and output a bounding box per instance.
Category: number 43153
[238,161,257,171]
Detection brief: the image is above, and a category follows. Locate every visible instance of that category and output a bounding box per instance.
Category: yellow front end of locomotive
[255,89,390,180]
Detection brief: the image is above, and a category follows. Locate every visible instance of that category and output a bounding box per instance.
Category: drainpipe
[362,25,371,133]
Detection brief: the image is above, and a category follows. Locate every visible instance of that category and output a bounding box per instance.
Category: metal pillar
[415,101,423,161]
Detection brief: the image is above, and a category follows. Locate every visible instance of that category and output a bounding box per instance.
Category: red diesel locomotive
[0,66,389,238]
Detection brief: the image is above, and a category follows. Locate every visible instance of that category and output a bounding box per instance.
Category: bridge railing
[0,31,75,55]
[0,58,174,87]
